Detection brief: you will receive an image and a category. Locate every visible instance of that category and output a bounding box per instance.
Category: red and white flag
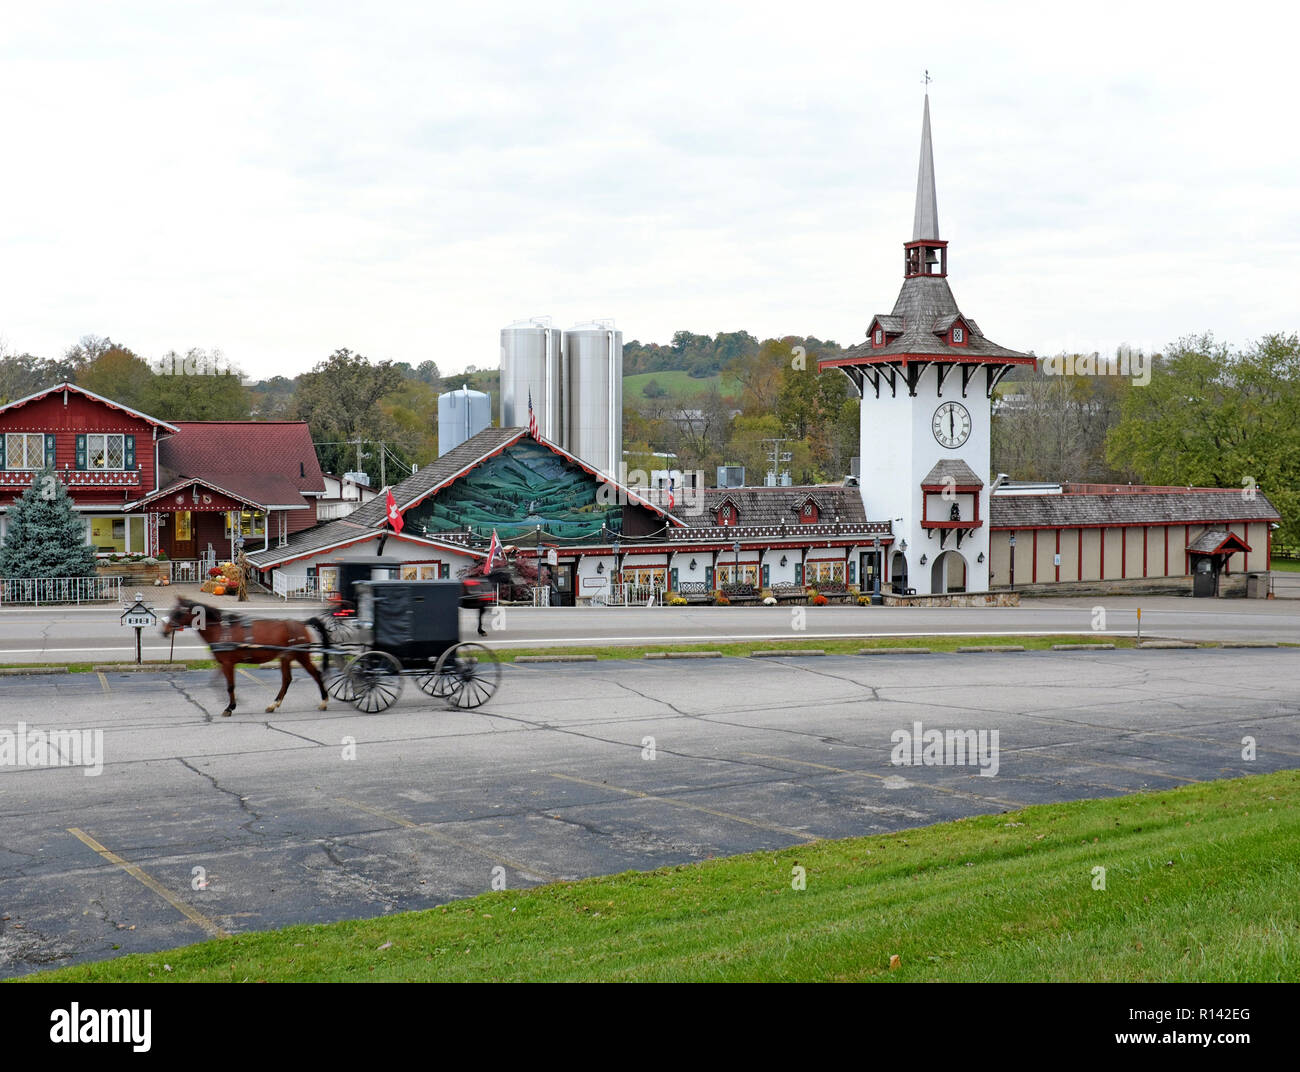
[666,475,675,509]
[485,528,502,571]
[528,389,539,439]
[385,488,404,533]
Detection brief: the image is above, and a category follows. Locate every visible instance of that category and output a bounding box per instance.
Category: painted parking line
[67,827,228,940]
[549,772,821,842]
[333,796,555,882]
[740,752,1028,810]
[1014,745,1200,783]
[237,668,266,687]
[97,672,110,693]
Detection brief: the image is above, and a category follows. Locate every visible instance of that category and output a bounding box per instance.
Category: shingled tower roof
[819,94,1036,394]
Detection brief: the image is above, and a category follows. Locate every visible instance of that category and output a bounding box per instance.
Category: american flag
[528,389,538,438]
[666,475,675,509]
[485,528,502,572]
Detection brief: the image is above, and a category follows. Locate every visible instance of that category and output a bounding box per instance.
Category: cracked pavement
[2,647,1298,977]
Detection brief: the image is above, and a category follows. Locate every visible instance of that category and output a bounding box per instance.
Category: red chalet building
[0,383,324,574]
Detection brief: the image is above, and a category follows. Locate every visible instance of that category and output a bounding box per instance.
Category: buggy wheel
[347,650,403,713]
[325,655,358,702]
[415,664,450,699]
[431,642,500,710]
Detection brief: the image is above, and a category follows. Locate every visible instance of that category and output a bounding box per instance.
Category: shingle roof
[347,426,524,526]
[687,486,869,529]
[921,459,983,487]
[991,492,1281,529]
[160,422,324,509]
[840,277,1033,362]
[1187,528,1252,554]
[0,381,179,431]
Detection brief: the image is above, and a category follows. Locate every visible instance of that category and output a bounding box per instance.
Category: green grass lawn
[1269,558,1300,573]
[24,771,1300,983]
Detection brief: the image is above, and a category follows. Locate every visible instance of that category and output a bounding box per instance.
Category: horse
[161,598,332,718]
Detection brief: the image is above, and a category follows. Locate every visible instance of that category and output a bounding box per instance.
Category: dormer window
[717,504,737,526]
[799,499,819,524]
[952,326,964,344]
[874,329,883,346]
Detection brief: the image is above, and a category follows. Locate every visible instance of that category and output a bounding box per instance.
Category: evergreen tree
[0,469,98,578]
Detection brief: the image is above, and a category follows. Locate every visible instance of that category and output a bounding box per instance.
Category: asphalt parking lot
[2,647,1298,976]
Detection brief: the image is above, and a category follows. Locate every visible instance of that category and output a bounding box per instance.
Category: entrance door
[553,563,576,606]
[860,551,880,594]
[172,511,195,559]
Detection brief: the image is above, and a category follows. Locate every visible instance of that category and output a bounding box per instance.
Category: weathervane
[922,69,933,87]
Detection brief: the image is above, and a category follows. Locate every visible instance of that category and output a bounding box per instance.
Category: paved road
[2,647,1297,977]
[4,595,1300,664]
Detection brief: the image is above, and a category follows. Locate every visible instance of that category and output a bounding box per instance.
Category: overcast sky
[1,1,1296,380]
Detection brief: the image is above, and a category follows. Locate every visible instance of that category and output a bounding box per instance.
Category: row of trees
[5,331,1297,545]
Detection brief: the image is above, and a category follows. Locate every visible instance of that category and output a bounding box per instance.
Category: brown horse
[161,598,331,718]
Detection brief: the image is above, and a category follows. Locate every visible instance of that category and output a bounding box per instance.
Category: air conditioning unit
[717,465,745,488]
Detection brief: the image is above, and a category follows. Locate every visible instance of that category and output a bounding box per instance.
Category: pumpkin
[212,586,226,596]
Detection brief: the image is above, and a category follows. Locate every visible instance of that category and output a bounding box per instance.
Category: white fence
[0,576,122,605]
[272,571,319,600]
[597,582,666,607]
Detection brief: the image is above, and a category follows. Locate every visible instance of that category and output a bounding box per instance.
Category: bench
[676,582,713,605]
[720,582,761,605]
[770,582,807,604]
[811,581,852,604]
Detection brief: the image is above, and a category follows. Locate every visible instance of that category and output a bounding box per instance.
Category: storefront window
[224,510,266,538]
[809,561,845,584]
[715,564,760,586]
[175,511,193,541]
[90,516,145,553]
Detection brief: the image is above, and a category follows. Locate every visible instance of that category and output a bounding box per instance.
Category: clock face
[932,401,971,449]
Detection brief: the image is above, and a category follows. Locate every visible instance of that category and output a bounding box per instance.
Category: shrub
[811,594,829,606]
[763,596,777,606]
[208,567,223,578]
[714,593,731,606]
[669,596,688,606]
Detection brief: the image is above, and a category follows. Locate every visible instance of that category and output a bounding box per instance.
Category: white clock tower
[821,95,1036,595]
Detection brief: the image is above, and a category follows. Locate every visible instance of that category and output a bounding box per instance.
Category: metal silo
[437,385,491,457]
[563,321,622,475]
[500,317,563,440]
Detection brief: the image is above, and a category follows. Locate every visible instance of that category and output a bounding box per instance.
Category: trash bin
[1247,572,1269,599]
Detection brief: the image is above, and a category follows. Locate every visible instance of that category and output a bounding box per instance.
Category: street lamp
[733,540,741,586]
[871,535,882,604]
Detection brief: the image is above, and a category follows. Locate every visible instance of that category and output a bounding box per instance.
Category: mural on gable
[409,439,623,541]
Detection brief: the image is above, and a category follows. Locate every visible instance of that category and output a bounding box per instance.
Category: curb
[0,666,67,676]
[751,650,826,657]
[1137,641,1197,649]
[92,663,190,672]
[644,652,723,659]
[956,645,1025,653]
[1220,641,1280,648]
[514,654,598,663]
[1051,643,1116,651]
[858,647,932,655]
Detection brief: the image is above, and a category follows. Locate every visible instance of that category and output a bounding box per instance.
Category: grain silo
[500,317,563,441]
[437,385,491,457]
[563,320,622,476]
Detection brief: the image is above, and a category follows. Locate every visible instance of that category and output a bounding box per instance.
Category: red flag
[385,488,404,533]
[485,528,502,571]
[528,390,539,439]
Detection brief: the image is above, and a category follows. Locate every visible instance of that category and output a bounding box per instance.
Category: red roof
[157,422,325,509]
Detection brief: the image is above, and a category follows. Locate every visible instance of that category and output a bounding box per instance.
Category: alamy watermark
[0,722,103,776]
[1040,346,1150,386]
[890,720,1000,777]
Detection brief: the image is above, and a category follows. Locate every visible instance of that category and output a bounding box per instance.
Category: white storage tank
[500,317,563,440]
[438,385,492,457]
[563,321,622,475]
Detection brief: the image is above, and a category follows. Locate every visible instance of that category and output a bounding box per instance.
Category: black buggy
[325,579,501,713]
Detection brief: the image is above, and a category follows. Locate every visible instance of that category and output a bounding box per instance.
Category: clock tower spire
[818,93,1037,596]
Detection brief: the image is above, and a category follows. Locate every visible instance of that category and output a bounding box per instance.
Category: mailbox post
[120,592,157,665]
